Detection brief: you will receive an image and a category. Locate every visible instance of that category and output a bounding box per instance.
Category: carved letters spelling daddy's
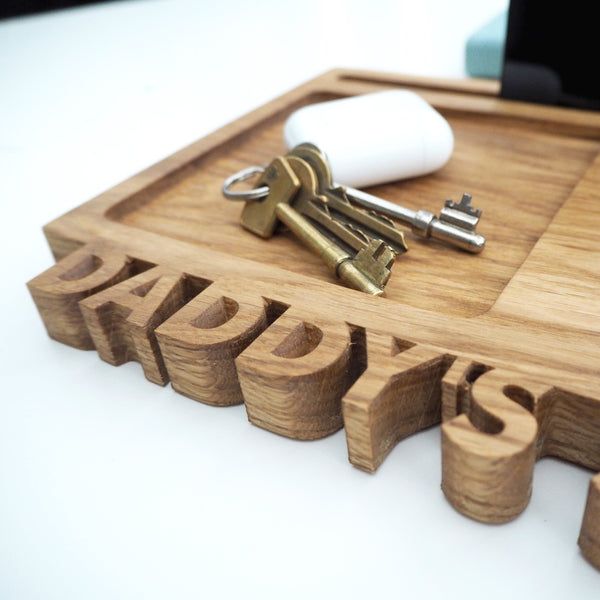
[27,238,600,570]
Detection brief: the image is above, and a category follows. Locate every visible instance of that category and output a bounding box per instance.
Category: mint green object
[465,11,508,79]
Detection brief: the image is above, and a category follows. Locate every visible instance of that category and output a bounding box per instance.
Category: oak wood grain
[27,69,600,569]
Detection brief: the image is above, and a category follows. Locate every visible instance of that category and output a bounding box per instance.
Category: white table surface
[2,1,598,598]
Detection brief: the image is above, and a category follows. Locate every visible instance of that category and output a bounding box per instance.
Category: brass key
[291,143,485,253]
[283,154,401,291]
[285,148,408,256]
[232,156,389,296]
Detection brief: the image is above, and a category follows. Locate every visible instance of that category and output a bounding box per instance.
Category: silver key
[343,188,485,253]
[292,143,485,253]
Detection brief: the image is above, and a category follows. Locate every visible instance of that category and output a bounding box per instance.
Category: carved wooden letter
[155,282,285,406]
[236,310,366,440]
[27,241,135,349]
[343,331,455,472]
[441,368,546,523]
[79,266,206,385]
[579,473,600,570]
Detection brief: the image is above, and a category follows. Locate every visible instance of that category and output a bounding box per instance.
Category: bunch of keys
[222,144,485,296]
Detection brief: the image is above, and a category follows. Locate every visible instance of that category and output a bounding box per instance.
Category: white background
[1,1,598,598]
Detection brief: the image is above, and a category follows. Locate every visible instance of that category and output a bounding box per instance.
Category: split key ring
[222,166,269,201]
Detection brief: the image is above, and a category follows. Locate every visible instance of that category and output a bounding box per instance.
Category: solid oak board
[27,69,600,569]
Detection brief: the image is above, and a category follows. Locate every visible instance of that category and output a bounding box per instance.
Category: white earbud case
[283,90,454,188]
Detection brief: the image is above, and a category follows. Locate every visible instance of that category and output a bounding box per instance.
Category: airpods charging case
[283,90,454,189]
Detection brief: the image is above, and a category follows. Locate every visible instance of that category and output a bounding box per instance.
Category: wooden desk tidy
[27,70,600,569]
